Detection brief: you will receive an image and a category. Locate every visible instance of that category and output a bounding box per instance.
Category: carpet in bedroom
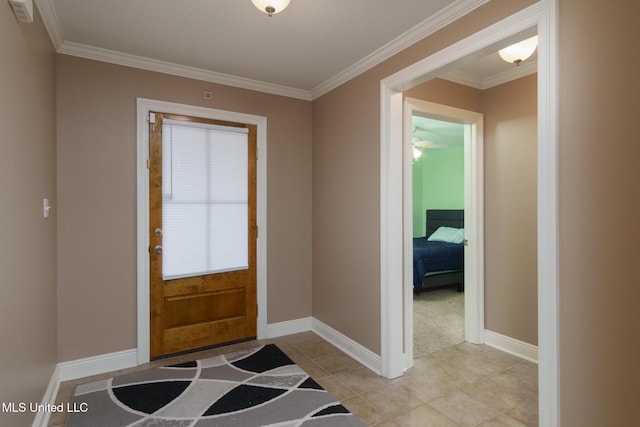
[413,288,465,358]
[65,344,366,427]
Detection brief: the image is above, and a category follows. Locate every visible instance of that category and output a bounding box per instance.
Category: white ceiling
[37,0,536,100]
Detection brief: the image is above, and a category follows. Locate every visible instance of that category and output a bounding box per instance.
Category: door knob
[154,228,163,236]
[154,245,163,254]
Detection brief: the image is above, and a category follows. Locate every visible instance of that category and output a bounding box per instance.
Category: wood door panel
[162,317,251,355]
[162,270,249,297]
[164,288,246,328]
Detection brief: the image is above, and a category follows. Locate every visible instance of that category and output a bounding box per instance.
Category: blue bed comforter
[413,238,464,287]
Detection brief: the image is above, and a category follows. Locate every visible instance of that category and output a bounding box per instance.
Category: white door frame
[403,99,484,370]
[380,1,558,426]
[135,98,268,364]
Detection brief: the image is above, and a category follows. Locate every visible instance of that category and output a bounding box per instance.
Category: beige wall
[405,78,484,112]
[0,5,57,426]
[312,0,537,354]
[482,74,538,345]
[56,56,313,361]
[558,0,640,425]
[405,74,538,346]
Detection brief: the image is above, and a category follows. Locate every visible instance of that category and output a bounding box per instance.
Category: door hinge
[149,112,156,124]
[146,158,150,169]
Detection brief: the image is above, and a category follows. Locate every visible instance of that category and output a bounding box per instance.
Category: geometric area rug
[66,344,366,426]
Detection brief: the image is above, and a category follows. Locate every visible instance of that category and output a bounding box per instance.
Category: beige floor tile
[467,369,537,413]
[373,420,403,427]
[503,398,539,427]
[391,404,460,427]
[295,339,340,358]
[363,383,425,419]
[343,395,387,426]
[312,351,363,374]
[394,370,467,404]
[428,391,498,427]
[334,366,390,395]
[476,413,528,427]
[315,375,357,401]
[292,357,331,380]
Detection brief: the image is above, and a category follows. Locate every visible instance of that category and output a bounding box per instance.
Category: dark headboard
[426,209,464,238]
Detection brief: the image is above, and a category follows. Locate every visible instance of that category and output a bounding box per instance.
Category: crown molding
[309,0,490,99]
[440,58,538,90]
[58,41,312,101]
[482,58,537,88]
[35,0,64,49]
[38,0,489,101]
[438,69,485,89]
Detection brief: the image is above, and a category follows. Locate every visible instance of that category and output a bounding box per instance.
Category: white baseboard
[57,348,138,382]
[266,317,313,338]
[311,318,382,375]
[484,329,538,363]
[266,317,382,374]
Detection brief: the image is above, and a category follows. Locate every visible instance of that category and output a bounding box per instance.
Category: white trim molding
[440,59,538,90]
[484,330,539,364]
[266,317,313,339]
[59,41,312,101]
[135,98,268,364]
[57,349,138,382]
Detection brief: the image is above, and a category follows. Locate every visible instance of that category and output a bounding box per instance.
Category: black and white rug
[66,344,365,426]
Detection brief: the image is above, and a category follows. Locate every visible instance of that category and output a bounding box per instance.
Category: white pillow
[427,226,465,244]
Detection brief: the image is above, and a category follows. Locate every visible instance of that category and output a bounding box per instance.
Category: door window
[161,119,249,280]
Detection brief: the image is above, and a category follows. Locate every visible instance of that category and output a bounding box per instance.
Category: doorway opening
[403,99,484,369]
[380,2,558,425]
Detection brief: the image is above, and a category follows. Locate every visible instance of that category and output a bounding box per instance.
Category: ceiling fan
[411,125,449,159]
[412,138,449,150]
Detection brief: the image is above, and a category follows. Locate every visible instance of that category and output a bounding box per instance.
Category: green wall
[412,145,464,237]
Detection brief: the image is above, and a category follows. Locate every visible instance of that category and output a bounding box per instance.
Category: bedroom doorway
[403,99,484,367]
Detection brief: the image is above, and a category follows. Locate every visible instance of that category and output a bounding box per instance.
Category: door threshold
[151,337,257,361]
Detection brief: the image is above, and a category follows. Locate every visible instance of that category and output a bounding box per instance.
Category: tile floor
[49,332,538,427]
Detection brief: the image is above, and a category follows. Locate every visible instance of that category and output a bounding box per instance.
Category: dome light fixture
[251,0,291,17]
[498,35,539,66]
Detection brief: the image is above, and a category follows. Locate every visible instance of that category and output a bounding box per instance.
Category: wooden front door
[149,112,257,358]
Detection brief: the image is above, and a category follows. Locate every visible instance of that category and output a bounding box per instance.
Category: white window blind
[161,119,249,280]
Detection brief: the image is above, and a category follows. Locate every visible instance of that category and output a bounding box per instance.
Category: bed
[413,209,465,293]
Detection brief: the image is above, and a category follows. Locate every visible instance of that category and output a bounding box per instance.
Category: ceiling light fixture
[251,0,291,17]
[498,35,538,66]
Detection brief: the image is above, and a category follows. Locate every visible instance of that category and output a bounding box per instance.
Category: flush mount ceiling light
[252,0,291,17]
[498,35,539,66]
